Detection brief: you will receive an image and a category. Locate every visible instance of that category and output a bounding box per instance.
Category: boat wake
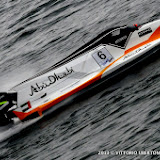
[0,116,42,142]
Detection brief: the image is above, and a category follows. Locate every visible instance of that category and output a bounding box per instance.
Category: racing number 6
[97,51,106,59]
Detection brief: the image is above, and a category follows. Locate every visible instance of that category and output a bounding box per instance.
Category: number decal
[92,48,113,67]
[97,51,106,59]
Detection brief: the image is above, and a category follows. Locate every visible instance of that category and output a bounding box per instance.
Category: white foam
[0,116,42,142]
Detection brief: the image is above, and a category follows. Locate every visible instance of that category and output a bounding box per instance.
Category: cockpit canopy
[105,27,132,48]
[27,25,138,77]
[73,25,138,55]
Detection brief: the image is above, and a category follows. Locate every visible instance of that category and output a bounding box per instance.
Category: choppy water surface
[1,0,160,159]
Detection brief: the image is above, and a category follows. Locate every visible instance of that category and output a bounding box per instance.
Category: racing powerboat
[1,19,160,126]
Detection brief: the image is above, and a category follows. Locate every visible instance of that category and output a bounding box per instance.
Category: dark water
[1,0,160,159]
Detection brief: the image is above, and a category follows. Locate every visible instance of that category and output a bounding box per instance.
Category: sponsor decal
[30,67,74,96]
[135,43,151,53]
[138,28,152,37]
[123,43,151,60]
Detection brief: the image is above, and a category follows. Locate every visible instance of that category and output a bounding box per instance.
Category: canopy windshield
[50,26,135,68]
[105,27,132,48]
[66,26,135,57]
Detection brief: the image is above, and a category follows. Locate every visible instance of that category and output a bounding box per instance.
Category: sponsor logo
[123,43,151,60]
[29,67,74,96]
[138,28,152,37]
[135,43,151,53]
